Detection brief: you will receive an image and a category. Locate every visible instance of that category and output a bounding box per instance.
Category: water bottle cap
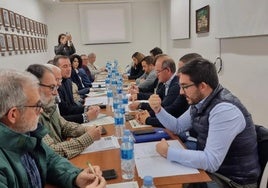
[124,129,131,136]
[143,176,153,186]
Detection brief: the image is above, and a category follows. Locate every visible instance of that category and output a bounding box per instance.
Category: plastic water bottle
[141,176,156,188]
[120,135,135,180]
[114,109,124,138]
[107,89,113,108]
[123,129,135,146]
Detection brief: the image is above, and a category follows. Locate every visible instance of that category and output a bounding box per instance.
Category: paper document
[92,81,106,88]
[83,113,114,126]
[85,96,107,106]
[106,181,139,188]
[86,91,107,97]
[134,140,199,178]
[81,136,120,154]
[129,119,152,129]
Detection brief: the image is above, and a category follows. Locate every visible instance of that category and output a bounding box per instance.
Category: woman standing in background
[54,33,76,56]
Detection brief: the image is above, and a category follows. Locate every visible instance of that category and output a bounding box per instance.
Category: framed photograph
[2,9,10,27]
[25,17,30,32]
[33,21,37,34]
[29,19,34,33]
[28,37,32,50]
[32,37,36,50]
[0,9,3,26]
[9,11,16,29]
[23,36,28,50]
[12,34,19,51]
[0,33,7,52]
[20,15,26,31]
[5,34,13,51]
[18,35,24,50]
[15,13,21,30]
[196,5,210,33]
[38,38,42,50]
[36,22,40,34]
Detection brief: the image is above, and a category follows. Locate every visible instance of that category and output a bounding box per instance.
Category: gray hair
[0,69,39,118]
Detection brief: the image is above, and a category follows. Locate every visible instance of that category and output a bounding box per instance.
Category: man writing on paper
[149,58,260,188]
[26,64,102,159]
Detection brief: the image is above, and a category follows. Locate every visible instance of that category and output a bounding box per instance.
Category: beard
[41,93,56,108]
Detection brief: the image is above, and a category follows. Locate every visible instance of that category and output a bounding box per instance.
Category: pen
[87,161,96,175]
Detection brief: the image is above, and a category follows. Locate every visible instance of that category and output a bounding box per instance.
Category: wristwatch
[82,113,89,123]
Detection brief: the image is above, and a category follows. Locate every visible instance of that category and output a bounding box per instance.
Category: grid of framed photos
[0,7,48,55]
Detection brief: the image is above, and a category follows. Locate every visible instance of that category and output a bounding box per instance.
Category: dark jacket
[191,84,260,185]
[0,122,81,188]
[58,78,84,123]
[128,63,144,80]
[54,43,76,56]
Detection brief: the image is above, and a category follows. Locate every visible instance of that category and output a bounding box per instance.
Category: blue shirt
[156,101,246,172]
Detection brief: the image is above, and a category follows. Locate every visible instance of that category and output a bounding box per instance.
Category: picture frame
[28,36,32,50]
[20,15,26,31]
[0,33,7,52]
[29,19,34,33]
[5,34,13,51]
[23,36,28,50]
[9,11,16,29]
[12,34,19,51]
[196,5,210,34]
[18,35,24,51]
[2,8,10,27]
[32,37,36,50]
[25,17,30,32]
[15,13,21,30]
[0,9,3,26]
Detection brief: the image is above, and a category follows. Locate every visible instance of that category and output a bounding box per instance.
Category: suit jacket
[58,78,84,123]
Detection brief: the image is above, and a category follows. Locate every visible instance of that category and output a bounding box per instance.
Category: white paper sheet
[134,140,199,178]
[86,91,107,97]
[106,181,139,188]
[85,96,107,106]
[81,136,120,154]
[83,113,114,126]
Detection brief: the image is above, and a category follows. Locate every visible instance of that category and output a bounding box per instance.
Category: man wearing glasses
[148,58,260,188]
[26,64,102,159]
[0,69,106,188]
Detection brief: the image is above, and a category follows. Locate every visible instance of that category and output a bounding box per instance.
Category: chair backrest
[255,125,268,186]
[259,162,268,188]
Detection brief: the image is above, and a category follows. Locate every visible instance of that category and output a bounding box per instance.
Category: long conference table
[46,106,211,188]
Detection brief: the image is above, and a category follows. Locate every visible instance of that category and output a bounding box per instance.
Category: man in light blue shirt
[148,58,260,188]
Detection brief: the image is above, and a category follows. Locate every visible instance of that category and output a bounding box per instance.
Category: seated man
[135,55,157,93]
[149,58,260,188]
[87,53,106,80]
[52,55,100,124]
[0,69,106,188]
[26,64,102,159]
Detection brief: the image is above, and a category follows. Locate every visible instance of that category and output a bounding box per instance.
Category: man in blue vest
[149,58,260,188]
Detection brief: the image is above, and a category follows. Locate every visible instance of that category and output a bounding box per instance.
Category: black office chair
[255,125,268,187]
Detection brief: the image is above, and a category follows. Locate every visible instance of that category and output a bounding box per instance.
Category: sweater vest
[190,85,260,184]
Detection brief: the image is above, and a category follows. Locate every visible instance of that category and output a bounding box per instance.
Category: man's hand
[156,138,169,158]
[128,84,139,95]
[129,93,137,101]
[86,126,102,141]
[128,101,140,111]
[136,110,150,124]
[86,106,100,121]
[148,94,162,113]
[75,166,106,188]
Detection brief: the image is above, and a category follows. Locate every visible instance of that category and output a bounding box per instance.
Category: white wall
[166,0,268,126]
[45,0,163,69]
[0,0,49,70]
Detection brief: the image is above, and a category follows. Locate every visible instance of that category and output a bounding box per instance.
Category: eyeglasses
[181,83,195,92]
[156,68,167,74]
[18,101,43,114]
[39,83,59,92]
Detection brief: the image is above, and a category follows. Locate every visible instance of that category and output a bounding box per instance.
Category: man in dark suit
[129,54,181,121]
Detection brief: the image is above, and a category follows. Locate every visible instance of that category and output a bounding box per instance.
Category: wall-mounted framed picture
[32,37,36,50]
[0,33,7,52]
[15,13,21,30]
[5,34,13,51]
[23,36,28,50]
[38,38,42,50]
[36,22,40,34]
[196,5,210,34]
[40,23,44,35]
[20,15,26,31]
[44,24,48,35]
[25,17,30,32]
[18,35,24,51]
[2,8,10,27]
[33,21,37,34]
[12,34,19,51]
[0,9,3,26]
[9,11,16,29]
[29,19,34,33]
[28,37,32,50]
